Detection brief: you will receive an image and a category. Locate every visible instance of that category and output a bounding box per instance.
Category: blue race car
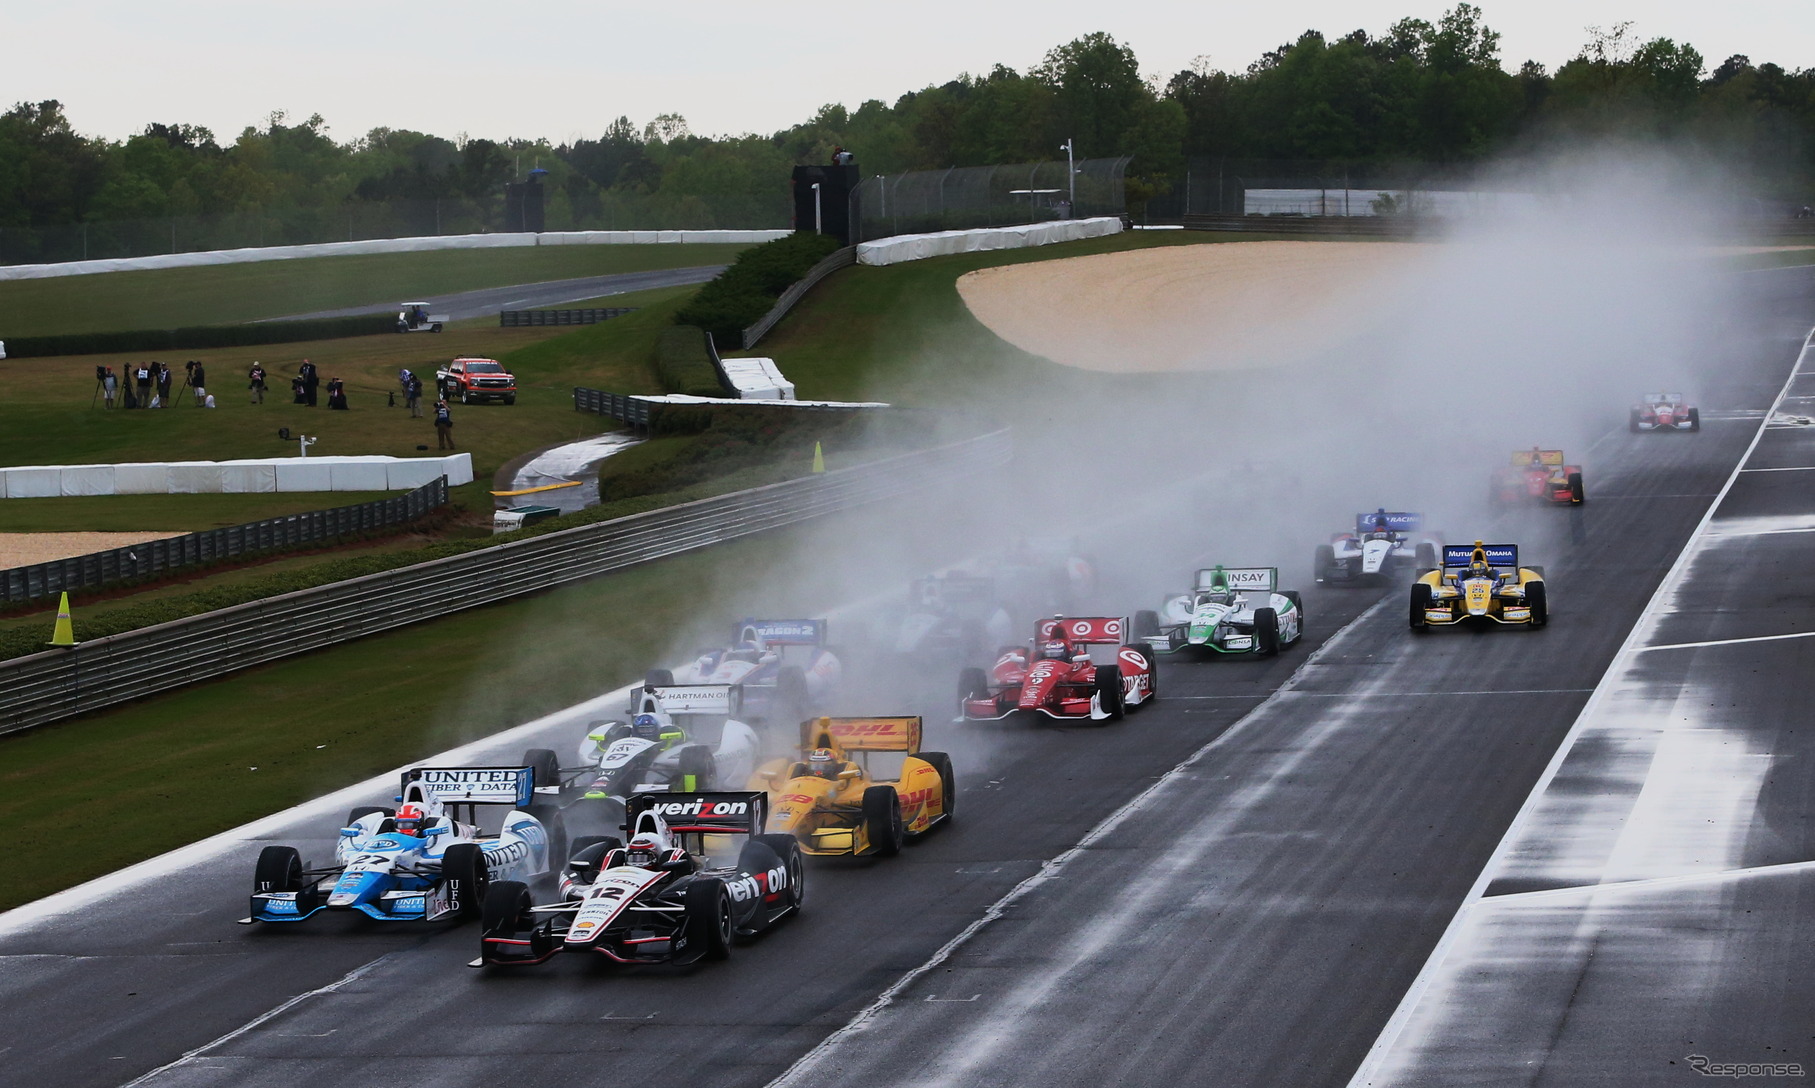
[240,765,562,925]
[666,619,841,722]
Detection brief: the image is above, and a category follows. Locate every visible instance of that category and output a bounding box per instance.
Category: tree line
[2,5,1810,241]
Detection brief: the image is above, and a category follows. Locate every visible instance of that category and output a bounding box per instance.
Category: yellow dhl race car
[1409,541,1548,630]
[748,716,954,857]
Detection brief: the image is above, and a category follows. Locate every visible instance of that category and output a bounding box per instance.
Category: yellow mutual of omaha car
[748,716,954,857]
[1409,541,1548,630]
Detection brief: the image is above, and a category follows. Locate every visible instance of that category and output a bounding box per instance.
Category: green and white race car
[1133,566,1304,657]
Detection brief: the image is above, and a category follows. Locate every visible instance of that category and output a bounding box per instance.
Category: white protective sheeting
[326,457,392,492]
[384,459,447,490]
[7,467,63,498]
[719,356,797,400]
[58,465,116,496]
[632,394,889,408]
[274,460,335,492]
[167,461,225,494]
[218,461,279,493]
[114,464,171,494]
[0,230,787,282]
[441,452,474,486]
[855,217,1124,267]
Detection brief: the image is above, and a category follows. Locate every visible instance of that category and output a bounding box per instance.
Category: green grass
[0,501,977,910]
[0,243,751,337]
[0,491,394,531]
[1725,246,1815,271]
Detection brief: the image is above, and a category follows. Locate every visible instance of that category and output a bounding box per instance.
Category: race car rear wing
[627,791,767,837]
[1354,512,1422,534]
[1442,543,1518,569]
[801,715,922,754]
[1035,616,1129,645]
[1510,449,1566,467]
[1643,392,1684,405]
[633,683,742,717]
[909,574,995,609]
[736,618,826,647]
[399,766,534,807]
[1193,566,1277,594]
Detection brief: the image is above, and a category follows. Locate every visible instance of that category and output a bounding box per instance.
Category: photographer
[188,361,207,406]
[248,362,267,404]
[99,366,117,409]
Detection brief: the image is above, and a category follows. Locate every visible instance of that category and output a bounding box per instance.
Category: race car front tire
[676,744,716,791]
[1687,407,1701,432]
[1410,584,1432,631]
[1132,610,1161,640]
[1629,409,1643,433]
[863,785,904,856]
[1527,581,1549,627]
[685,878,734,959]
[255,845,303,893]
[1093,664,1125,722]
[918,751,957,824]
[1313,544,1335,583]
[524,748,561,791]
[481,881,532,939]
[440,844,490,920]
[1254,608,1280,656]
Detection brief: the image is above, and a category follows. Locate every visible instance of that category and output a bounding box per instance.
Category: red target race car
[1629,392,1700,433]
[957,616,1156,723]
[1492,448,1584,506]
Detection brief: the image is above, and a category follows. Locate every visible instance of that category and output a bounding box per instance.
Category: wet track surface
[3,266,1811,1088]
[266,266,726,323]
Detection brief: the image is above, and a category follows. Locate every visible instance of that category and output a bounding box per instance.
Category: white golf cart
[396,302,448,333]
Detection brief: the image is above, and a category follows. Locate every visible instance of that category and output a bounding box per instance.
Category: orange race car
[1492,448,1584,506]
[748,716,954,858]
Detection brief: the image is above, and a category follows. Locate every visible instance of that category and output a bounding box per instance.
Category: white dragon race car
[242,765,559,925]
[1315,510,1442,584]
[1134,566,1304,657]
[665,619,841,721]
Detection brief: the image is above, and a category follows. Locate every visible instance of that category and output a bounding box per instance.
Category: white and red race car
[1630,392,1700,432]
[957,616,1155,723]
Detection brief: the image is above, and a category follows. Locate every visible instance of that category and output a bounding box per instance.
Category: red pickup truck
[437,357,517,405]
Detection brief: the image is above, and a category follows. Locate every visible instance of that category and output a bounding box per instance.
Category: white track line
[1345,328,1813,1088]
[765,593,1396,1088]
[1485,858,1815,906]
[119,953,397,1087]
[1635,629,1815,653]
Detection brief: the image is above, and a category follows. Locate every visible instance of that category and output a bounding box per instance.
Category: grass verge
[0,491,395,532]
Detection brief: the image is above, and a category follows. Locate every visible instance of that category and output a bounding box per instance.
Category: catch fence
[0,477,449,604]
[849,158,1129,243]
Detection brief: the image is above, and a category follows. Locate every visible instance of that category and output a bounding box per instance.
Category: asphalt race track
[2,265,1811,1088]
[266,266,726,323]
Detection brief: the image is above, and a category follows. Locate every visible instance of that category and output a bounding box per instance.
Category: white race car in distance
[1315,510,1442,584]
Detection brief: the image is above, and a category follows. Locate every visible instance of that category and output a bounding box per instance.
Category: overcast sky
[7,1,1809,147]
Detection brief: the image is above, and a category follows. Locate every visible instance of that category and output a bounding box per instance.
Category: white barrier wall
[0,454,471,497]
[718,356,796,400]
[0,231,789,282]
[855,217,1123,267]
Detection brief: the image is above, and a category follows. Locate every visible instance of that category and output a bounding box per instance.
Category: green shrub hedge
[3,314,397,358]
[672,231,843,346]
[652,326,728,397]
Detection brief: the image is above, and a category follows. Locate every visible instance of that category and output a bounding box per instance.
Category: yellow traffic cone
[48,591,76,646]
[811,441,825,474]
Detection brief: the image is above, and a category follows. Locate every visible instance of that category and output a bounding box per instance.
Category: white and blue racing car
[241,765,560,925]
[1134,566,1304,657]
[1314,510,1441,584]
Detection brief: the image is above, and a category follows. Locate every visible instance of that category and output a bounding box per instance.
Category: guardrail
[573,387,656,429]
[1,477,449,604]
[1182,213,1425,236]
[741,246,857,349]
[500,307,637,327]
[0,430,1012,736]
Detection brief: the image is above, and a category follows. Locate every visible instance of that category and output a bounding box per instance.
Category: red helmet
[394,803,426,834]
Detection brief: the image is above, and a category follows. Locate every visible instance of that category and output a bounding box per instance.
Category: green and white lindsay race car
[1133,566,1304,657]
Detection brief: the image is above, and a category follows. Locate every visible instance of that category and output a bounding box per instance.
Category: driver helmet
[625,834,663,868]
[394,803,427,835]
[1468,559,1494,579]
[806,748,841,779]
[726,640,763,664]
[632,713,665,742]
[1041,638,1070,661]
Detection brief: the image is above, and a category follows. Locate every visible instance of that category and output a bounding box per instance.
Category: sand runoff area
[956,240,1426,373]
[0,532,187,568]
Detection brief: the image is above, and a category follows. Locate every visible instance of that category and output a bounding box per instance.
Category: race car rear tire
[440,843,490,920]
[255,845,303,893]
[685,878,733,960]
[1282,592,1304,644]
[1254,608,1280,657]
[346,805,392,828]
[958,667,990,703]
[645,667,674,689]
[754,835,806,910]
[1687,407,1701,432]
[1313,544,1335,583]
[523,748,561,790]
[1410,584,1432,631]
[1093,664,1125,722]
[863,785,904,856]
[775,666,810,722]
[1568,472,1585,504]
[1132,610,1161,639]
[481,881,532,938]
[1527,581,1549,628]
[525,805,567,870]
[1415,542,1439,574]
[918,751,957,824]
[676,745,715,791]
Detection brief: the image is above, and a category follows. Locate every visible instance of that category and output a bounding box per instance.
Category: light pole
[1059,139,1076,218]
[811,182,822,234]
